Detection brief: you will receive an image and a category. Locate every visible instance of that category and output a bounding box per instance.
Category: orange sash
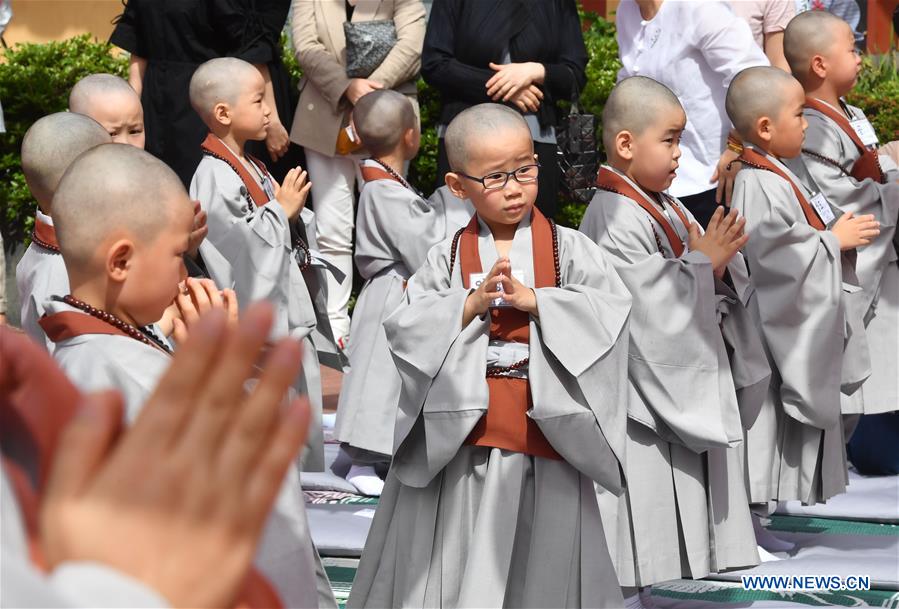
[360,165,399,183]
[739,148,827,231]
[200,133,274,208]
[596,167,691,257]
[804,98,885,184]
[0,327,283,608]
[31,215,60,253]
[39,310,172,356]
[457,210,562,460]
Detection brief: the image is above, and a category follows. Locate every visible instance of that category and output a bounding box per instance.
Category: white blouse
[616,0,768,198]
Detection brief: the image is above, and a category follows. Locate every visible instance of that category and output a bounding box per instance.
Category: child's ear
[213,102,231,126]
[756,115,773,144]
[810,54,827,80]
[106,239,135,283]
[615,131,635,161]
[403,127,416,148]
[445,172,468,199]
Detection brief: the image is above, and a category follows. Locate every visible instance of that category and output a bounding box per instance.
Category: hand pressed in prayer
[40,303,310,609]
[497,267,538,316]
[171,277,239,345]
[186,200,208,261]
[274,167,311,222]
[832,211,880,251]
[687,206,749,279]
[463,257,508,326]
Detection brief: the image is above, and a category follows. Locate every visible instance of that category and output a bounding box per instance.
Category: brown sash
[0,328,283,609]
[804,98,885,184]
[31,215,60,253]
[360,165,400,184]
[458,210,562,460]
[39,310,172,356]
[200,133,273,208]
[596,167,691,257]
[739,148,827,231]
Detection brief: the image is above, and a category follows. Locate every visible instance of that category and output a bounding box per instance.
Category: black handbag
[344,20,397,78]
[556,77,598,205]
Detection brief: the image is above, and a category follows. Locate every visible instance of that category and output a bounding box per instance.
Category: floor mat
[775,472,899,523]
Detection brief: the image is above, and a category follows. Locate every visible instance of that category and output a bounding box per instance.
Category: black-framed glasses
[457,163,540,191]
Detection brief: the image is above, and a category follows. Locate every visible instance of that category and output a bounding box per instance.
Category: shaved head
[602,76,684,153]
[189,57,260,121]
[784,10,849,84]
[726,66,801,139]
[53,144,188,268]
[354,89,416,157]
[68,73,138,114]
[445,103,530,172]
[21,112,111,209]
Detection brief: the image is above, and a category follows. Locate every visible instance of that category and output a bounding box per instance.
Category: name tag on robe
[809,192,836,225]
[850,117,879,148]
[261,175,276,201]
[469,269,526,307]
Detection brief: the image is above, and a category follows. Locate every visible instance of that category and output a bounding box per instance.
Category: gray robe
[190,155,326,471]
[732,148,870,505]
[15,237,68,351]
[788,101,899,414]
[45,299,322,609]
[335,168,473,459]
[580,170,765,586]
[348,216,632,609]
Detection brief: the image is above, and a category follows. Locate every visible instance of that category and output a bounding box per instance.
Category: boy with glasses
[348,103,633,609]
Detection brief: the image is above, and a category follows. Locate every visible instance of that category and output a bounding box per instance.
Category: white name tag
[809,192,836,225]
[469,269,526,307]
[850,117,879,147]
[261,175,276,201]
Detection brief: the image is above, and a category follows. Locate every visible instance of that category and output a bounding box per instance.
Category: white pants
[304,148,359,342]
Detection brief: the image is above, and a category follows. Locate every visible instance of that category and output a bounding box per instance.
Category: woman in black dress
[110,0,302,186]
[421,0,588,218]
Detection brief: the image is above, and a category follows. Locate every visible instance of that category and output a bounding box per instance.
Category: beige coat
[290,0,426,157]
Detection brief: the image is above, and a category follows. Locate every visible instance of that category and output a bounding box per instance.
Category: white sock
[757,545,783,562]
[347,464,384,497]
[752,513,796,552]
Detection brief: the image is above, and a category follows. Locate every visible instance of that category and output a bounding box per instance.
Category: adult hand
[711,148,741,205]
[40,303,311,609]
[265,122,290,162]
[508,85,543,113]
[344,78,384,105]
[486,62,545,101]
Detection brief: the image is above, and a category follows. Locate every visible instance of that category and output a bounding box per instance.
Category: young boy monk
[727,66,879,510]
[15,112,111,350]
[41,143,321,609]
[784,11,899,417]
[334,89,473,496]
[580,76,768,607]
[188,57,343,473]
[348,103,632,609]
[68,73,145,148]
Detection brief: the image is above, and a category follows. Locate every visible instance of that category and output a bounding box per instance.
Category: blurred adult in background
[110,0,300,186]
[421,0,587,219]
[0,0,11,135]
[289,0,427,346]
[728,0,795,71]
[616,0,768,228]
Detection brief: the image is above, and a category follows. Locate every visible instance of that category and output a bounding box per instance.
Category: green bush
[847,52,899,144]
[0,35,127,250]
